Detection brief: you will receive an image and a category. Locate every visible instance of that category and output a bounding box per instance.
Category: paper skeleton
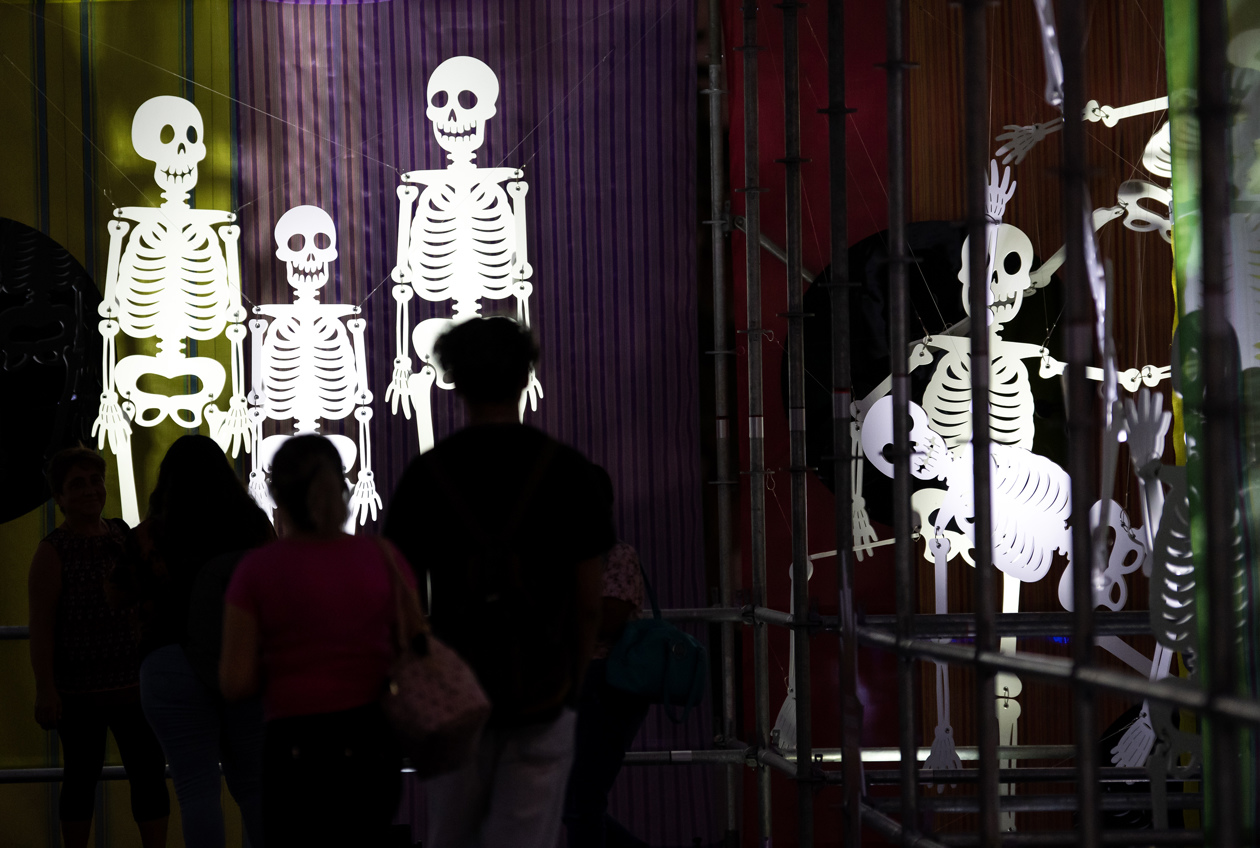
[246,205,379,530]
[388,56,540,451]
[94,95,249,525]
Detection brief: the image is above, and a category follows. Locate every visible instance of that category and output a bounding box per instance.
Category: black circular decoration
[786,221,1066,526]
[0,218,102,523]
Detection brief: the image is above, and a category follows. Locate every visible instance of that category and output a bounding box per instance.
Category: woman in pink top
[220,435,410,847]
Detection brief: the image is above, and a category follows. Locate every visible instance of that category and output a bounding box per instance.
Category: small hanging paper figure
[94,95,250,526]
[388,55,540,452]
[247,205,379,530]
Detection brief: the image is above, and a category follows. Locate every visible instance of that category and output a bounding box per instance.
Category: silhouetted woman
[110,434,274,848]
[220,435,409,847]
[28,446,170,848]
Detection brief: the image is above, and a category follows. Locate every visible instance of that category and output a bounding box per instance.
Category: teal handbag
[604,556,708,722]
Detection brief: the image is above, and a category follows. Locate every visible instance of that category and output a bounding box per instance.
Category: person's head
[45,447,107,520]
[268,435,348,537]
[150,435,248,521]
[434,316,539,407]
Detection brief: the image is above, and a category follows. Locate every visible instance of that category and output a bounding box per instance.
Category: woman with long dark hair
[111,435,274,848]
[220,435,409,847]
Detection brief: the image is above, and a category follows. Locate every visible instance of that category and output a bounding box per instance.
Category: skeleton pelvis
[259,432,357,476]
[115,353,225,428]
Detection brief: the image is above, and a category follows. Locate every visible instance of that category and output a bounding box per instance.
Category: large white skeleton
[845,132,1174,827]
[93,96,250,525]
[387,56,540,451]
[246,205,379,531]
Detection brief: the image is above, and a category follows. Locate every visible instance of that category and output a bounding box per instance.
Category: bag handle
[375,538,430,655]
[634,552,663,621]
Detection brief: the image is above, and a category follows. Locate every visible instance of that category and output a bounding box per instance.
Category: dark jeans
[58,690,170,823]
[262,702,401,848]
[140,644,264,848]
[563,659,650,848]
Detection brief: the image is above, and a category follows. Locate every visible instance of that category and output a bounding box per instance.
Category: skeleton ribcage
[408,181,514,304]
[991,445,1071,581]
[924,351,1035,451]
[260,314,357,428]
[116,221,229,341]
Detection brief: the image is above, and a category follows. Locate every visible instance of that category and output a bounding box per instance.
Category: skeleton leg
[772,559,813,750]
[997,573,1024,832]
[924,535,961,789]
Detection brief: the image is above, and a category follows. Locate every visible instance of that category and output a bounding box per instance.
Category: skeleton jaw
[155,163,199,195]
[434,121,485,159]
[989,287,1023,328]
[287,260,330,295]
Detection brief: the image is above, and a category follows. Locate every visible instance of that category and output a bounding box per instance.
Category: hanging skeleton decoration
[247,205,379,530]
[387,56,540,451]
[93,95,250,525]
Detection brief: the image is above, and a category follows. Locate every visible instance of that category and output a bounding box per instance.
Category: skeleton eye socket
[287,234,305,253]
[1003,251,1022,275]
[186,126,198,144]
[458,90,478,109]
[431,90,449,109]
[160,124,175,144]
[313,233,332,250]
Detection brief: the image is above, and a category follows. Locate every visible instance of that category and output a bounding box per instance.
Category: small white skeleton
[93,95,250,525]
[387,56,540,451]
[246,205,379,531]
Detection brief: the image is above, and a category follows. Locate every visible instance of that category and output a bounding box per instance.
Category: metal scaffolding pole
[704,3,740,843]
[960,0,999,841]
[885,0,919,841]
[826,0,862,845]
[1058,1,1102,845]
[738,0,774,839]
[780,0,815,843]
[1197,0,1242,844]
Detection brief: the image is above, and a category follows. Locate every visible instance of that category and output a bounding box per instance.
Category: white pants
[427,708,578,848]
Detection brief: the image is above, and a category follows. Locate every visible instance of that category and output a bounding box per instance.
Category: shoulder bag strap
[635,553,663,620]
[374,537,430,655]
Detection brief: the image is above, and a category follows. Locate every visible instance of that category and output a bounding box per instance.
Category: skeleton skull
[861,396,950,481]
[959,224,1034,329]
[274,206,337,295]
[132,96,206,195]
[426,56,500,158]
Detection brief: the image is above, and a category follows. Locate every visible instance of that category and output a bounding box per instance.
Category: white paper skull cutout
[959,224,1034,328]
[274,206,338,295]
[132,95,207,196]
[426,56,500,158]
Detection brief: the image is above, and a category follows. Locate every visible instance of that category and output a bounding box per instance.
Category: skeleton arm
[346,317,381,526]
[206,220,251,458]
[1027,206,1125,291]
[994,97,1169,165]
[245,317,270,509]
[386,185,420,419]
[506,175,543,413]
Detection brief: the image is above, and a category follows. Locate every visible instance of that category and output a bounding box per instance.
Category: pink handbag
[377,539,491,779]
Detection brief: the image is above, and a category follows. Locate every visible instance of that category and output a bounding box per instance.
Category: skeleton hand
[924,723,963,790]
[207,395,252,458]
[994,119,1063,166]
[385,356,413,419]
[523,370,544,413]
[91,391,132,454]
[853,495,878,560]
[248,470,274,514]
[985,160,1017,223]
[1123,388,1171,473]
[349,469,382,526]
[1110,704,1156,776]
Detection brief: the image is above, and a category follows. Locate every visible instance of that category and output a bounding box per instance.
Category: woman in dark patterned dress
[28,447,170,848]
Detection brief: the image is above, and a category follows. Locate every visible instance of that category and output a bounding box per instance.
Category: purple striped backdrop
[232,1,714,843]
